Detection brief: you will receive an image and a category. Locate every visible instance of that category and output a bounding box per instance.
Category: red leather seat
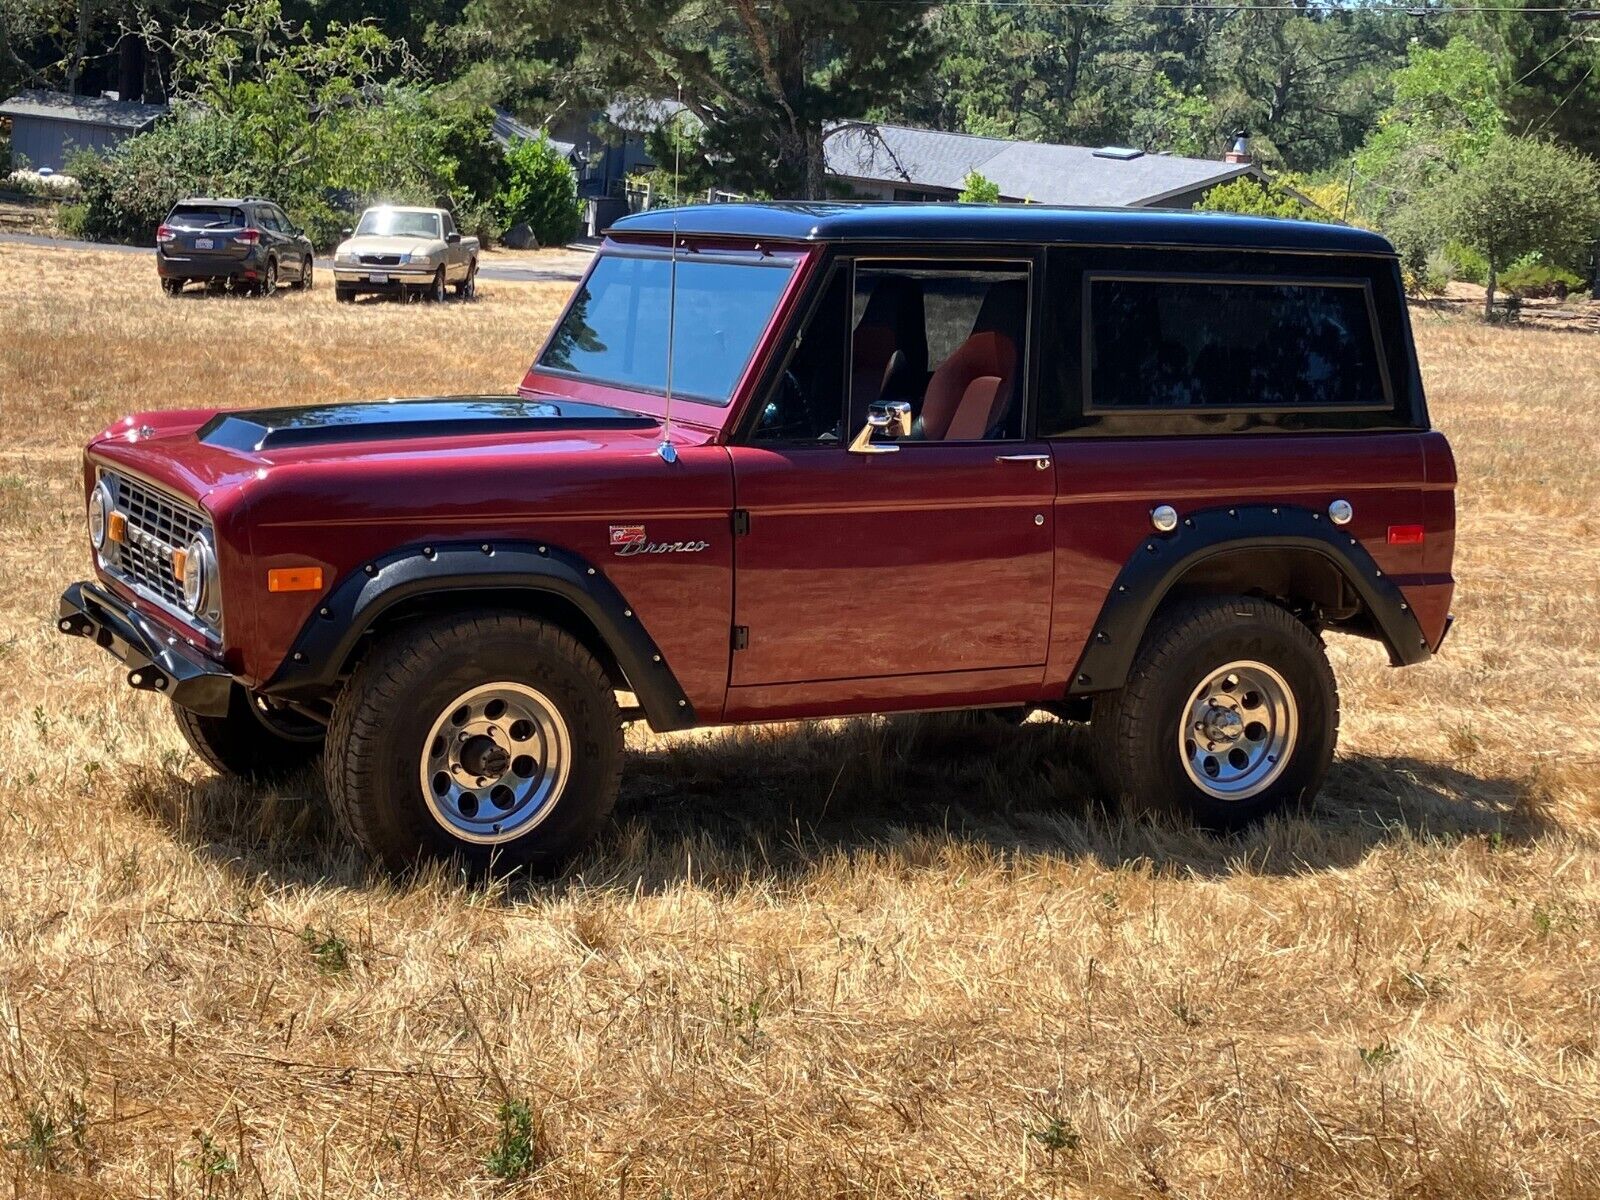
[919,282,1024,441]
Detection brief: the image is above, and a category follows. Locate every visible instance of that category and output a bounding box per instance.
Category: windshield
[355,209,440,239]
[538,252,796,405]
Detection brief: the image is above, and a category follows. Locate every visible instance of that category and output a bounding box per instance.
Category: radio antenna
[657,216,680,464]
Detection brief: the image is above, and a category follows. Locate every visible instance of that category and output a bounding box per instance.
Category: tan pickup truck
[332,206,479,303]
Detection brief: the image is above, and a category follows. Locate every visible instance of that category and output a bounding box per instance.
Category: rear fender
[1067,504,1431,696]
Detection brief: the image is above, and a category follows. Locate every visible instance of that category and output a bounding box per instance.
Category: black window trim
[1080,269,1395,417]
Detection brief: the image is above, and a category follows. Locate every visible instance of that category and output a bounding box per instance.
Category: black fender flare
[260,540,696,731]
[1066,504,1431,696]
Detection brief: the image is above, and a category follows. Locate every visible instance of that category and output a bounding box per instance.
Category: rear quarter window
[1086,275,1390,412]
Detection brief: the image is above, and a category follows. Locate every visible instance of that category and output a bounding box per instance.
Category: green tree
[1475,0,1600,159]
[1351,36,1503,220]
[472,0,941,199]
[1435,135,1600,319]
[496,131,579,246]
[958,170,1000,203]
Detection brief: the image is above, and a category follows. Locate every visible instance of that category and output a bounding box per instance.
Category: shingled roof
[0,88,166,130]
[825,122,1258,208]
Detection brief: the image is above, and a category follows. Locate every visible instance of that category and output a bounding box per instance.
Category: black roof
[612,202,1394,256]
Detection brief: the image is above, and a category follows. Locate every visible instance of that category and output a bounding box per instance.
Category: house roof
[490,109,577,158]
[0,88,166,130]
[824,122,1258,207]
[610,202,1395,256]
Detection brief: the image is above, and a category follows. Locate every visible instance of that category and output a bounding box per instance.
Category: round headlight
[182,534,213,614]
[88,478,114,550]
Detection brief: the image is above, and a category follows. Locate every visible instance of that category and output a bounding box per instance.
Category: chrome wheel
[419,682,571,844]
[1179,660,1297,800]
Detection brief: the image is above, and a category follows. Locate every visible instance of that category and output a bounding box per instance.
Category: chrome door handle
[995,453,1051,470]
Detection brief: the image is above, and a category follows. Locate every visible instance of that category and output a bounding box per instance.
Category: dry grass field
[0,239,1597,1198]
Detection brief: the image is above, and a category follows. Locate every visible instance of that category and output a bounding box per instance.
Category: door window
[850,264,1029,441]
[750,266,850,443]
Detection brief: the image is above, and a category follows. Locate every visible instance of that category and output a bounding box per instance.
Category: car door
[441,211,462,280]
[268,206,302,279]
[725,254,1056,719]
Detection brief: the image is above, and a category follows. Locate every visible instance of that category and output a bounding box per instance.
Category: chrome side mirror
[848,400,912,454]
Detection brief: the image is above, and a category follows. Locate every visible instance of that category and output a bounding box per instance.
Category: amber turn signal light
[107,511,127,544]
[170,547,187,582]
[267,566,324,593]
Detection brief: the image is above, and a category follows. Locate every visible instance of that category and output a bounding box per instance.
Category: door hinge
[731,625,749,651]
[732,509,751,536]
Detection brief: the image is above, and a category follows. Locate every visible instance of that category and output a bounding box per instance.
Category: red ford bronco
[58,203,1455,871]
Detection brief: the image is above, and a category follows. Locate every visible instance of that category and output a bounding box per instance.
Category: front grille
[104,471,208,614]
[359,254,402,266]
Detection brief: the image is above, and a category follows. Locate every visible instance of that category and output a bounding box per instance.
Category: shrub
[495,133,581,248]
[1499,262,1585,299]
[1443,241,1489,285]
[1195,176,1331,222]
[959,171,1002,204]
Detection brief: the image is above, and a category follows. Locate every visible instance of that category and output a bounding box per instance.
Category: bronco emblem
[609,525,710,557]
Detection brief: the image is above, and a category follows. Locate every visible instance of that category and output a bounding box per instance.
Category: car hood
[195,395,658,454]
[337,235,442,257]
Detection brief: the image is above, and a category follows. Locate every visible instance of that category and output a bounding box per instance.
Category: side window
[270,207,294,233]
[751,266,849,443]
[850,263,1028,441]
[251,207,274,232]
[1086,276,1390,411]
[442,212,458,237]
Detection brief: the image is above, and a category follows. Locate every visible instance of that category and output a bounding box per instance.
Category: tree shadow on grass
[122,710,1570,898]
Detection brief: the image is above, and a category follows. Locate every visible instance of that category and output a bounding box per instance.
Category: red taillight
[232,228,260,245]
[156,224,174,242]
[1387,524,1425,546]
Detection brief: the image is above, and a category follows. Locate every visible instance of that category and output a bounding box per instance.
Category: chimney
[1224,130,1251,165]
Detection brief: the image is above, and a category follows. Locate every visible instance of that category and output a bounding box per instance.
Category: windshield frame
[523,240,813,432]
[354,209,441,239]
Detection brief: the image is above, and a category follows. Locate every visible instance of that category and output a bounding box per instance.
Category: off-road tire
[173,686,324,779]
[335,284,356,303]
[1091,594,1338,830]
[324,612,622,874]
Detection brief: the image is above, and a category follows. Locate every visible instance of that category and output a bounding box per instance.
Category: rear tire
[161,278,183,297]
[173,686,325,780]
[454,260,477,300]
[257,258,278,297]
[325,612,622,874]
[1091,595,1338,830]
[292,257,313,290]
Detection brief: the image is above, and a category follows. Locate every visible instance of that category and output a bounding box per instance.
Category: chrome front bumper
[333,266,436,283]
[57,580,232,715]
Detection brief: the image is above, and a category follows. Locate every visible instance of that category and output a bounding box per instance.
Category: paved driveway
[0,232,593,283]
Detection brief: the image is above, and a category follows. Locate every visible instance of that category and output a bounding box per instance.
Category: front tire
[1091,595,1338,830]
[324,612,622,874]
[425,267,446,303]
[173,686,325,779]
[335,284,356,303]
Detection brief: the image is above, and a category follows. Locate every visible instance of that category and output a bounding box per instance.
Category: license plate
[370,272,388,284]
[194,238,214,250]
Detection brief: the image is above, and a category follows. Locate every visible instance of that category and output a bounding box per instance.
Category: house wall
[8,116,133,172]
